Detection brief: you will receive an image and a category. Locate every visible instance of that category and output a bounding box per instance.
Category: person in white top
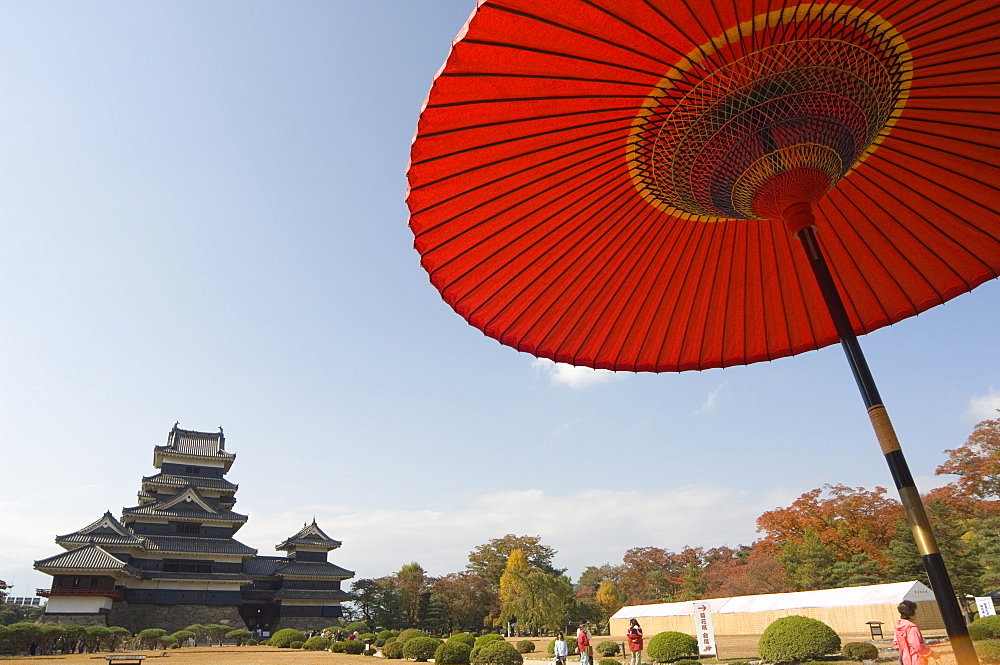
[553,631,569,665]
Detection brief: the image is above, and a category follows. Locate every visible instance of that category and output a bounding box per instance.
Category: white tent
[609,581,942,637]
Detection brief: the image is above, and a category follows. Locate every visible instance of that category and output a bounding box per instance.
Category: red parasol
[407,1,999,661]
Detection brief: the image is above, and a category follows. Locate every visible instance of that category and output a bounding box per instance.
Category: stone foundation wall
[39,612,109,627]
[273,616,337,632]
[107,601,247,634]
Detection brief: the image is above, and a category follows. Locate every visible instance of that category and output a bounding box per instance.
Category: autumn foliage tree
[757,484,904,569]
[468,535,563,584]
[937,416,1000,500]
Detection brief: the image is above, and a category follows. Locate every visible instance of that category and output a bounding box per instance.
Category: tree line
[347,416,1000,633]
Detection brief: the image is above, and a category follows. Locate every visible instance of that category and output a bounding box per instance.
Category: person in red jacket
[626,619,643,665]
[893,600,936,665]
[577,622,591,665]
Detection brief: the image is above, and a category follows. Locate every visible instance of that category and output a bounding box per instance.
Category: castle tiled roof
[55,512,144,548]
[276,520,342,551]
[275,560,354,579]
[143,571,251,581]
[35,544,142,577]
[141,535,257,556]
[142,472,238,492]
[154,425,235,471]
[272,588,352,601]
[242,556,284,576]
[122,487,248,525]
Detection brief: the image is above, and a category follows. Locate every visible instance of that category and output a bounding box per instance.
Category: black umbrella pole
[788,211,978,665]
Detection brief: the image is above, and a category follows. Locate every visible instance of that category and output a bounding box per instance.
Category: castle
[33,425,353,634]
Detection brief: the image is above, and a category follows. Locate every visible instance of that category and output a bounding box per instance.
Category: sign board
[692,602,717,656]
[976,597,996,618]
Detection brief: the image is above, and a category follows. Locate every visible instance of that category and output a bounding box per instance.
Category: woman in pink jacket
[894,600,935,665]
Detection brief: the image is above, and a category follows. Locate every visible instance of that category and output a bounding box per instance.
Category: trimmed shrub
[290,640,305,649]
[137,628,167,650]
[597,641,621,657]
[600,659,623,665]
[647,632,698,663]
[269,628,306,648]
[971,617,1000,641]
[437,640,474,665]
[399,628,429,645]
[517,640,536,653]
[549,637,578,656]
[450,633,477,648]
[360,632,377,642]
[472,639,524,665]
[226,629,252,646]
[160,636,179,649]
[405,636,444,661]
[976,639,1000,664]
[758,616,840,663]
[476,633,506,648]
[672,660,701,665]
[344,639,367,654]
[332,640,348,652]
[841,642,879,661]
[347,621,371,633]
[377,630,401,647]
[383,638,405,659]
[247,638,259,646]
[304,636,332,651]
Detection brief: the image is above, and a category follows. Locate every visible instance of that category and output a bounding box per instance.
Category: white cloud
[238,485,800,583]
[695,383,727,414]
[962,387,1000,422]
[10,485,800,597]
[532,358,623,389]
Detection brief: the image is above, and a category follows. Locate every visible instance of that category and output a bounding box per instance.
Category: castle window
[184,466,200,475]
[176,523,201,534]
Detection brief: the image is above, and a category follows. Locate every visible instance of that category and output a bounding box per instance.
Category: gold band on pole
[868,404,902,454]
[898,486,940,556]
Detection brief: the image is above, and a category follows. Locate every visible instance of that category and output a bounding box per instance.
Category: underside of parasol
[407,0,1000,372]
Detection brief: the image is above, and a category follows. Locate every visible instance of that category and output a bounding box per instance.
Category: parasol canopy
[407,0,1000,372]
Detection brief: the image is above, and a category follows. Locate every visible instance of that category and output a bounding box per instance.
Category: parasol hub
[626,4,911,223]
[752,168,832,223]
[781,201,818,238]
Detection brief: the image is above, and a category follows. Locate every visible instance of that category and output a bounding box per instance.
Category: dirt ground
[0,634,962,665]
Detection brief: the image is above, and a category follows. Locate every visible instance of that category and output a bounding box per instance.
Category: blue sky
[1,1,998,600]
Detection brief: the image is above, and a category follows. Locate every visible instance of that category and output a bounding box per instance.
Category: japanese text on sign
[691,602,717,656]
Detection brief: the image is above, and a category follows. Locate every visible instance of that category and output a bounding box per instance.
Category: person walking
[626,618,643,665]
[554,631,569,665]
[577,623,591,665]
[894,600,936,665]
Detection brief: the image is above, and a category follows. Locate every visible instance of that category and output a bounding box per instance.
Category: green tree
[183,624,207,646]
[432,572,496,633]
[38,624,65,655]
[779,528,838,590]
[86,625,111,652]
[397,562,429,627]
[205,623,229,646]
[829,553,884,587]
[226,629,253,646]
[107,627,131,652]
[469,535,563,584]
[6,622,41,655]
[497,550,572,633]
[137,628,167,650]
